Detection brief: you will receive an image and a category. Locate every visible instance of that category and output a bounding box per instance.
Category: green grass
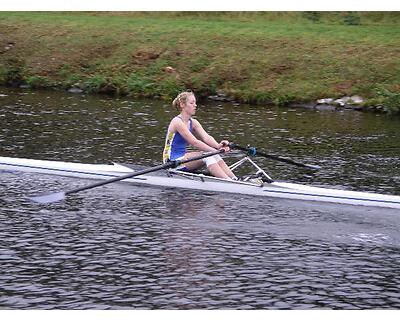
[0,12,399,113]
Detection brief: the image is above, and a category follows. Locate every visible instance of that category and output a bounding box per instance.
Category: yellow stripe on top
[163,116,192,163]
[163,130,176,163]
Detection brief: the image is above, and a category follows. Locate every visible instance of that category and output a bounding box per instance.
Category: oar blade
[28,192,66,204]
[305,164,321,170]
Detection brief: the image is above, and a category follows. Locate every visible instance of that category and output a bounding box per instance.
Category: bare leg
[207,163,230,179]
[181,152,233,179]
[181,152,205,171]
[217,159,236,179]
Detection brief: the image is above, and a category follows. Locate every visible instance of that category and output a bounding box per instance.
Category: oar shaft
[229,143,320,170]
[255,150,316,169]
[65,149,225,195]
[29,149,226,204]
[65,162,169,195]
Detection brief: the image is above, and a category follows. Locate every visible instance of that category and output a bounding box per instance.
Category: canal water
[1,88,400,309]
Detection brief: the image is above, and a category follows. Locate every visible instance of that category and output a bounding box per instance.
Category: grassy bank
[0,12,399,113]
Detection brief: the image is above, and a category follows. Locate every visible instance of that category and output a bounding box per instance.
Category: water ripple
[1,88,400,309]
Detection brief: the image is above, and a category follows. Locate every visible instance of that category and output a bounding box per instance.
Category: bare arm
[192,119,230,149]
[172,118,216,152]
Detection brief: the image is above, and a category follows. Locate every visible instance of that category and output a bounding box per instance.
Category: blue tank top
[163,116,193,163]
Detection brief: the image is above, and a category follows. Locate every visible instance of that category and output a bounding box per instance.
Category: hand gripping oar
[28,149,225,204]
[229,143,321,170]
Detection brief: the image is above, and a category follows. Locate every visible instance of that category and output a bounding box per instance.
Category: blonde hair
[172,91,194,111]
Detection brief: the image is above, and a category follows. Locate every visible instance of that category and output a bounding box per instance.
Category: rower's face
[182,94,197,115]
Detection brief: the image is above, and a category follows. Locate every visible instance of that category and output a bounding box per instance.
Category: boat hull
[1,156,400,209]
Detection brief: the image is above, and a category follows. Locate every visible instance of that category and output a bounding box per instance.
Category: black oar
[28,149,225,204]
[229,143,321,170]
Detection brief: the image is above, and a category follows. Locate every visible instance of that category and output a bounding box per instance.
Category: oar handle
[229,143,320,170]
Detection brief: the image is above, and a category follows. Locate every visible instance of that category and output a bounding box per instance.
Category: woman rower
[163,91,237,180]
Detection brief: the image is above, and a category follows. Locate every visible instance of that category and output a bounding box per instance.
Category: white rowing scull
[0,154,399,209]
